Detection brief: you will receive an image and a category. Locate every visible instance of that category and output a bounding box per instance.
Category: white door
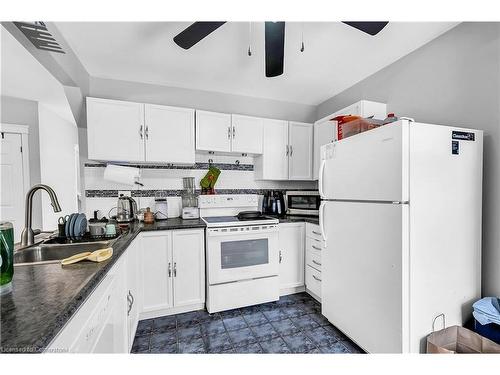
[278,223,305,291]
[126,239,140,350]
[313,120,335,180]
[231,114,263,154]
[0,133,25,242]
[172,229,205,307]
[195,110,231,152]
[320,120,409,202]
[144,104,195,164]
[140,231,173,313]
[86,97,144,162]
[321,200,406,353]
[288,122,313,180]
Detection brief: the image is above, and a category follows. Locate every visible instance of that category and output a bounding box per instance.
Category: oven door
[206,224,279,285]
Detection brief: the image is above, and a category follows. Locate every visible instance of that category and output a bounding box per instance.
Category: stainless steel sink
[14,239,118,266]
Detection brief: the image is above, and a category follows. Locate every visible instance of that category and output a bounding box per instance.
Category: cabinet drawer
[305,265,321,298]
[306,247,322,271]
[306,222,323,242]
[306,236,325,253]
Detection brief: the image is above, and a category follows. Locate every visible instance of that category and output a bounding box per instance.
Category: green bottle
[0,221,14,295]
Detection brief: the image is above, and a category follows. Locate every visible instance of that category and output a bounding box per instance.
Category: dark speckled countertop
[0,218,205,353]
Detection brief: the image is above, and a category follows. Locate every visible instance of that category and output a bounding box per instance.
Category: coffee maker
[262,190,286,217]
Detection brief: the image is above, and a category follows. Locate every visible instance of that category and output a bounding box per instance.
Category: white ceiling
[55,22,458,105]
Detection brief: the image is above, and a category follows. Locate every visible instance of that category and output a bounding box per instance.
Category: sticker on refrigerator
[452,131,475,141]
[452,140,459,155]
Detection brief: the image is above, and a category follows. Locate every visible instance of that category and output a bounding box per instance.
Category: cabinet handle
[286,145,289,156]
[129,290,135,308]
[289,145,293,156]
[145,126,149,140]
[279,250,282,263]
[168,262,172,277]
[312,259,322,266]
[139,125,143,139]
[228,126,231,139]
[173,262,177,277]
[312,275,322,282]
[312,231,321,236]
[127,292,132,316]
[312,245,322,251]
[232,126,235,139]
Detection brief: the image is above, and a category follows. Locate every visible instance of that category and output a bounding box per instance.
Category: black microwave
[285,191,320,216]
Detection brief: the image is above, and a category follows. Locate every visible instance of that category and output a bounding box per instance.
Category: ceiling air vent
[14,21,65,54]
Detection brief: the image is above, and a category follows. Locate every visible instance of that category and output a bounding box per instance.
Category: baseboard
[305,288,321,302]
[139,303,205,320]
[280,285,305,296]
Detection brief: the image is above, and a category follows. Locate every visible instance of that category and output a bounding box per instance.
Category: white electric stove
[199,195,280,313]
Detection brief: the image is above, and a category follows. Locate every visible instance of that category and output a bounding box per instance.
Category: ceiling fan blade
[342,22,388,36]
[265,22,285,78]
[173,22,226,49]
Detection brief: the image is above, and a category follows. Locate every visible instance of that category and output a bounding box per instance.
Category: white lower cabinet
[47,256,128,353]
[278,222,305,295]
[140,228,205,319]
[305,223,324,302]
[126,238,141,351]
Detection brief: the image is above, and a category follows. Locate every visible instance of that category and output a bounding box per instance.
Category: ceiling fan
[173,21,388,78]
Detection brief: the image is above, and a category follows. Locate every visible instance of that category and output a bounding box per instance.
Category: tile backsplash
[83,153,317,219]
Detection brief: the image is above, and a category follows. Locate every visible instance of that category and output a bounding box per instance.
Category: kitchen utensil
[0,221,14,295]
[105,223,117,236]
[89,222,107,237]
[143,207,155,224]
[237,211,263,220]
[73,214,87,238]
[58,216,67,236]
[61,247,113,266]
[68,213,78,238]
[116,194,137,223]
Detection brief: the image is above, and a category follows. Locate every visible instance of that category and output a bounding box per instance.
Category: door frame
[0,123,30,195]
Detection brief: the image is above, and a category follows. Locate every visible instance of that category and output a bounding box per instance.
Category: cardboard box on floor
[427,325,500,353]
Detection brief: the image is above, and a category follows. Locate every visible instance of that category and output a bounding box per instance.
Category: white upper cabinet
[313,100,387,180]
[289,122,313,180]
[86,97,195,164]
[231,114,263,154]
[144,104,195,164]
[87,97,144,163]
[254,119,289,180]
[195,110,232,152]
[255,120,313,181]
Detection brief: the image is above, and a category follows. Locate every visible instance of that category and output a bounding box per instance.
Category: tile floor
[132,293,364,354]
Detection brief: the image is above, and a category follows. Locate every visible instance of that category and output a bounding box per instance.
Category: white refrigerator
[318,119,483,353]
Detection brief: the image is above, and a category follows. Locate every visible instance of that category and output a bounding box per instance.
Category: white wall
[316,22,500,297]
[38,104,79,230]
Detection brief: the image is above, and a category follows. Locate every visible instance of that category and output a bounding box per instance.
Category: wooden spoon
[61,248,113,266]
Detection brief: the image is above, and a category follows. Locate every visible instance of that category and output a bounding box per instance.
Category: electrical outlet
[118,190,131,197]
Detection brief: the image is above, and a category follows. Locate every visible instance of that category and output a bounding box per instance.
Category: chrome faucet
[20,184,62,246]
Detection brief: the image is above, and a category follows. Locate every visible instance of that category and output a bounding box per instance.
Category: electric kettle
[116,194,138,223]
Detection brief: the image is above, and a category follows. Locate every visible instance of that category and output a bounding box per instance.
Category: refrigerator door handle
[318,159,326,198]
[319,201,327,244]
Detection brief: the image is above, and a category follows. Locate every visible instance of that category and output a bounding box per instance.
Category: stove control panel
[198,194,259,208]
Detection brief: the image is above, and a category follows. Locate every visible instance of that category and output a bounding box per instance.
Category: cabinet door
[144,104,195,164]
[195,110,231,152]
[172,229,205,307]
[126,239,140,351]
[255,119,288,180]
[86,97,144,162]
[278,223,305,291]
[288,122,313,180]
[231,114,263,154]
[313,120,335,180]
[140,231,173,313]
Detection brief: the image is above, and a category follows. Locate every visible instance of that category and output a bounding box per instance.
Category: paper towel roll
[103,164,141,186]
